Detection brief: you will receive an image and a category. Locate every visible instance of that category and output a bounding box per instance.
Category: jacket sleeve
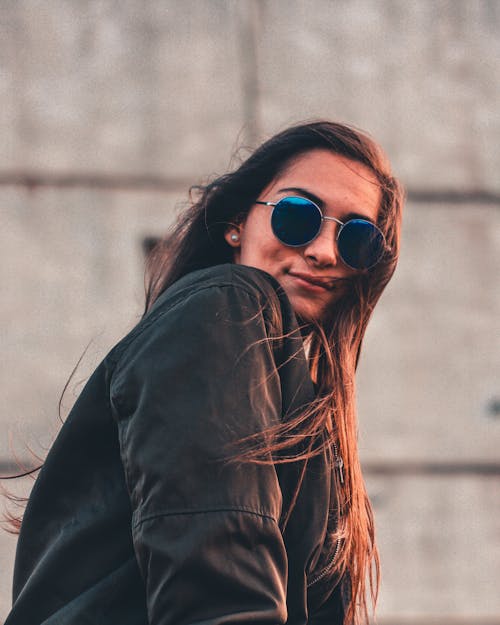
[110,282,289,625]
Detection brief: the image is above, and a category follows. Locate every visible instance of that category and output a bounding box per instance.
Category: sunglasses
[254,196,388,270]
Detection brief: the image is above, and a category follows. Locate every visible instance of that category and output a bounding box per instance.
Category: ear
[224,224,242,249]
[224,222,244,263]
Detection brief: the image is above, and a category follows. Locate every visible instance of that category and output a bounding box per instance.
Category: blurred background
[1,1,499,623]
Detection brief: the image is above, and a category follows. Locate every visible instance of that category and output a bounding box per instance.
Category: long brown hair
[144,120,404,624]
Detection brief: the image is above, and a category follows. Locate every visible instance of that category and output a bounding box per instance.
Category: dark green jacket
[6,264,345,625]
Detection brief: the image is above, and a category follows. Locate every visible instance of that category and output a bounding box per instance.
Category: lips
[288,272,336,290]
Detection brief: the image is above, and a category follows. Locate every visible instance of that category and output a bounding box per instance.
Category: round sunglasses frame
[254,195,389,270]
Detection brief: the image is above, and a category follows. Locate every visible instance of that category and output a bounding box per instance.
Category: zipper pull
[332,440,344,485]
[336,456,344,484]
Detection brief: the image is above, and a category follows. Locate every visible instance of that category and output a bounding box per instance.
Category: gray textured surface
[1,1,245,177]
[2,1,499,189]
[0,530,17,616]
[357,202,500,463]
[1,1,499,622]
[366,474,500,615]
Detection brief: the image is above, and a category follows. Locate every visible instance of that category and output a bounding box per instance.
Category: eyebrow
[277,187,375,223]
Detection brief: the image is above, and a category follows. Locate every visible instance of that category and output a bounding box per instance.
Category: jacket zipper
[307,535,342,587]
[307,441,344,587]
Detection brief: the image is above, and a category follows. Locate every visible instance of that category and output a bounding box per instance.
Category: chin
[289,298,326,324]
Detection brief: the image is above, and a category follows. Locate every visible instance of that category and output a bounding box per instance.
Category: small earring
[230,233,239,242]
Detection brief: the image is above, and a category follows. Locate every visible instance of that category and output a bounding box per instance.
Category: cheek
[244,232,294,266]
[239,217,282,264]
[239,238,281,266]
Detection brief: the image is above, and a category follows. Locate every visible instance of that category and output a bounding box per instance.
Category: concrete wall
[1,2,499,623]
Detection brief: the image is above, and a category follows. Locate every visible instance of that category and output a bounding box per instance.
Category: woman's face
[225,149,381,321]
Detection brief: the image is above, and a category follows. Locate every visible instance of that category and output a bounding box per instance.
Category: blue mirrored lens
[337,220,385,269]
[271,197,321,246]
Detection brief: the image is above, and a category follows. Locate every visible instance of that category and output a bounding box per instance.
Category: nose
[303,220,339,268]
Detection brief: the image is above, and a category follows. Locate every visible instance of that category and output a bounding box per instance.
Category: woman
[3,120,403,625]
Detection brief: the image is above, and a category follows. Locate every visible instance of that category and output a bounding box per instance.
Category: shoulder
[142,264,297,341]
[147,264,293,343]
[110,265,294,373]
[149,264,287,317]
